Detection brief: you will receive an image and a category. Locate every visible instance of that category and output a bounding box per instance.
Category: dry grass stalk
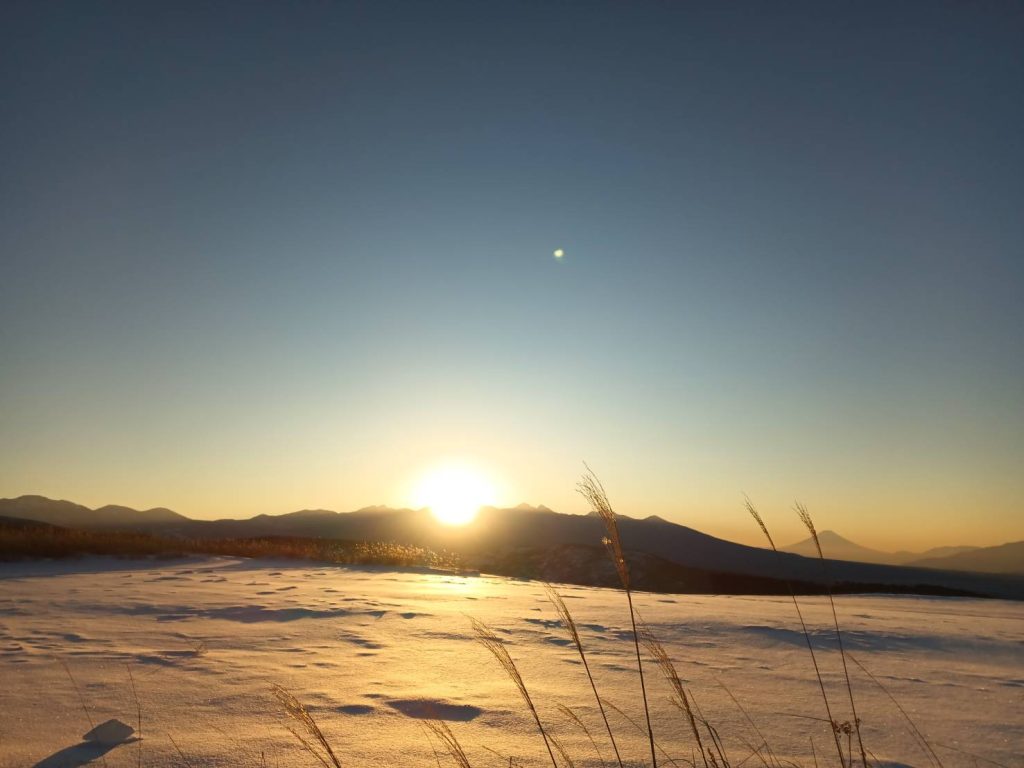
[848,654,943,768]
[715,678,779,768]
[58,658,95,732]
[470,617,559,768]
[577,465,658,768]
[272,683,343,768]
[745,500,845,768]
[702,716,729,768]
[601,698,690,768]
[548,732,578,768]
[928,742,1010,768]
[796,502,867,768]
[546,584,624,768]
[126,664,142,768]
[58,658,109,768]
[687,692,728,768]
[168,733,196,768]
[556,703,608,767]
[425,726,447,768]
[424,719,473,768]
[731,733,774,768]
[480,743,521,767]
[641,628,710,768]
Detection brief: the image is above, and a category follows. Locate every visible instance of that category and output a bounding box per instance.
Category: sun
[413,463,496,526]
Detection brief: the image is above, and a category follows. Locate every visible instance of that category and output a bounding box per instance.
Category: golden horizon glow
[413,462,496,526]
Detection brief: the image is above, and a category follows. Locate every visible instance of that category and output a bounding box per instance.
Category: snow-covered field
[1,557,1020,768]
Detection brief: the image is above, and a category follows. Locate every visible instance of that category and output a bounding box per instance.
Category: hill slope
[0,496,188,528]
[906,541,1024,574]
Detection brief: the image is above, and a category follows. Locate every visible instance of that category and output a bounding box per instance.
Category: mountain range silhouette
[2,495,1021,599]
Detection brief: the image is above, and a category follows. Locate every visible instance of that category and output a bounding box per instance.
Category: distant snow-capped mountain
[782,530,981,567]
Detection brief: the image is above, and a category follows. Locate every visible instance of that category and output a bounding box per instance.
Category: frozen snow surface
[0,557,1020,767]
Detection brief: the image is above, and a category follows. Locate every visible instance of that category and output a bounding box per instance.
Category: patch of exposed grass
[0,522,462,569]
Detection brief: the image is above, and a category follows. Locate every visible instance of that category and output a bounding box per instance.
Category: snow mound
[82,719,134,745]
[386,699,484,721]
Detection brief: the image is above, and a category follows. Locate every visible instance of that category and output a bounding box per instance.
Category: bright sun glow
[414,463,496,526]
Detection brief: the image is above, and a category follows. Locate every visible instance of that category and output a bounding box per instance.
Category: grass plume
[745,499,846,768]
[424,720,473,768]
[547,584,624,768]
[549,732,578,768]
[640,628,709,768]
[578,465,658,768]
[796,503,867,768]
[470,617,559,768]
[272,683,343,768]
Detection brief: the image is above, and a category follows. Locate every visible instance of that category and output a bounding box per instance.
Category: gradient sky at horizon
[2,2,1022,549]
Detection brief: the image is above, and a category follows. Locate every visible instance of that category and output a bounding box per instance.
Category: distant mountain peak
[780,530,988,568]
[512,503,553,513]
[814,530,858,544]
[0,495,185,526]
[283,508,340,518]
[782,530,894,565]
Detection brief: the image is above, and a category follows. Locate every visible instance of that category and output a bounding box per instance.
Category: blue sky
[2,2,1021,548]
